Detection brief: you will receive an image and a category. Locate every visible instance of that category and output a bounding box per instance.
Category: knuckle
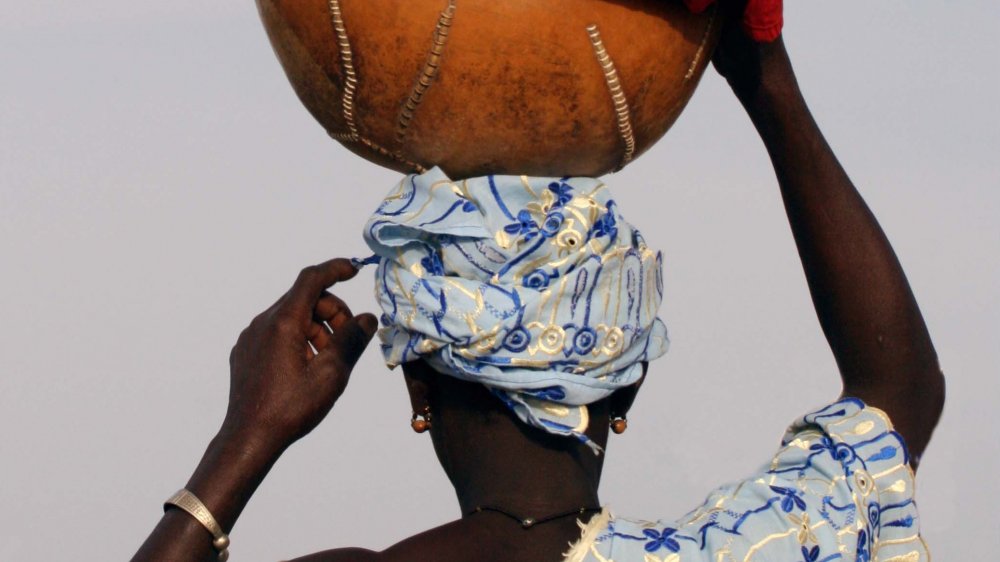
[230,326,253,363]
[272,313,300,335]
[332,258,353,274]
[298,265,319,282]
[327,354,352,377]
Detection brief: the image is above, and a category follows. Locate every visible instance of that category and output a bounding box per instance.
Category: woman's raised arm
[715,32,945,466]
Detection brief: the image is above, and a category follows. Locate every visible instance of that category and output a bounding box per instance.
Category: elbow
[924,362,946,432]
[907,358,946,469]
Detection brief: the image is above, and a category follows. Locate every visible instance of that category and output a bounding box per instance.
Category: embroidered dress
[565,399,928,562]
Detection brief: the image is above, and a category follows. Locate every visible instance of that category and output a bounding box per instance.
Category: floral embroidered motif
[362,168,668,452]
[788,512,817,544]
[642,528,681,553]
[564,400,928,562]
[770,485,807,513]
[504,209,540,241]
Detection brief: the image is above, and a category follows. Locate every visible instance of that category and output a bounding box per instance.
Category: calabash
[257,0,720,178]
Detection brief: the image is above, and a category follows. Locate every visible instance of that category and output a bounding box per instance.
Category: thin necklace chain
[466,505,602,529]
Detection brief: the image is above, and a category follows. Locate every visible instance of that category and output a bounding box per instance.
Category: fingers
[307,292,353,355]
[307,320,333,353]
[263,259,373,367]
[284,259,359,315]
[313,313,379,372]
[314,292,353,331]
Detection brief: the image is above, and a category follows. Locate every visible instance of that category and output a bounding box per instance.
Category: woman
[132,9,944,562]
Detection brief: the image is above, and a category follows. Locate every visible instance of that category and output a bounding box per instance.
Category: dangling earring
[411,406,432,433]
[610,415,628,434]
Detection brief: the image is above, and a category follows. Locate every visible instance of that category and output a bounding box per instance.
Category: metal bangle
[165,489,231,561]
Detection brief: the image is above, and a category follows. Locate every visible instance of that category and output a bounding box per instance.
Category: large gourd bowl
[257,0,720,178]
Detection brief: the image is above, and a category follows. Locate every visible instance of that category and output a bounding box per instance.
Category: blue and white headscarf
[359,167,668,453]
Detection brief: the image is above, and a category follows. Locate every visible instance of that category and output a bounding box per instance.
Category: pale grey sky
[1,2,997,561]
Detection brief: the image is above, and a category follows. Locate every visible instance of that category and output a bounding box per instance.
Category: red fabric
[682,0,783,43]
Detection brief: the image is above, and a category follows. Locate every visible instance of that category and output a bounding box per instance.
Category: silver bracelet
[165,489,231,561]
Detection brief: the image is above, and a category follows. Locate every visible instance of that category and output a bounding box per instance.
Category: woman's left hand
[223,258,378,450]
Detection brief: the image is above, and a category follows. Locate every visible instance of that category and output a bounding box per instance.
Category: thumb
[319,312,379,371]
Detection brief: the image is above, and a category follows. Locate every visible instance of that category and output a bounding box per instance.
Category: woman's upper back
[293,398,927,562]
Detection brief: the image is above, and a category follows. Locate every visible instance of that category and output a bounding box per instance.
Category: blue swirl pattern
[564,399,929,562]
[360,167,669,451]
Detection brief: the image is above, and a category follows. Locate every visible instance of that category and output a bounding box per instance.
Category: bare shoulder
[286,547,381,562]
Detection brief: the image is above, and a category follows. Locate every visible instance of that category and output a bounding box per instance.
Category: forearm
[132,428,284,562]
[732,41,942,452]
[131,259,377,560]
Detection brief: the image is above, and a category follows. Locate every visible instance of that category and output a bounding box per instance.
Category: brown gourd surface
[257,0,720,178]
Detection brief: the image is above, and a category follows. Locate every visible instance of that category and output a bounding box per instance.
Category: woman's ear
[401,359,433,414]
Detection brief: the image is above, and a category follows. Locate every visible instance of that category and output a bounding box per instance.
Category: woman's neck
[407,359,611,521]
[453,464,602,518]
[429,397,608,518]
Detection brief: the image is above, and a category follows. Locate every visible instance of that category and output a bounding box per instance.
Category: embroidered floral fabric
[564,399,928,562]
[360,168,669,452]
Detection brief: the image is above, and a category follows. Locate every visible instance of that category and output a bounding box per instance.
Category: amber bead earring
[411,406,432,433]
[610,415,628,434]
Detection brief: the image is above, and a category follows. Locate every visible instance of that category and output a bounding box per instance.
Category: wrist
[214,421,290,462]
[177,426,285,535]
[735,68,814,146]
[727,38,801,109]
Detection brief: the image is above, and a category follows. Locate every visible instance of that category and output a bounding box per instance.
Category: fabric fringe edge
[562,507,612,562]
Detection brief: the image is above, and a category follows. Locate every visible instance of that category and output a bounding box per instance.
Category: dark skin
[132,7,945,562]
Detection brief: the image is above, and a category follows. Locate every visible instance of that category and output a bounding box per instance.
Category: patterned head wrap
[358,167,668,453]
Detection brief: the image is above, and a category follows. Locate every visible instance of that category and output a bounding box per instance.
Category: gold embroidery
[826,408,866,430]
[602,327,625,356]
[540,401,570,417]
[871,463,909,481]
[519,175,538,198]
[786,438,811,450]
[589,543,613,562]
[849,420,876,436]
[854,470,874,497]
[877,535,923,547]
[883,552,921,562]
[556,228,584,251]
[787,512,817,545]
[537,325,566,354]
[742,528,797,562]
[404,179,462,220]
[887,479,908,494]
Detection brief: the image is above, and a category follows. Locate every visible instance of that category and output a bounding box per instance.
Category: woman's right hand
[133,259,379,562]
[710,0,791,102]
[223,258,379,451]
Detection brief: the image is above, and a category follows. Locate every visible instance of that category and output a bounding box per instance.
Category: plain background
[2,2,997,560]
